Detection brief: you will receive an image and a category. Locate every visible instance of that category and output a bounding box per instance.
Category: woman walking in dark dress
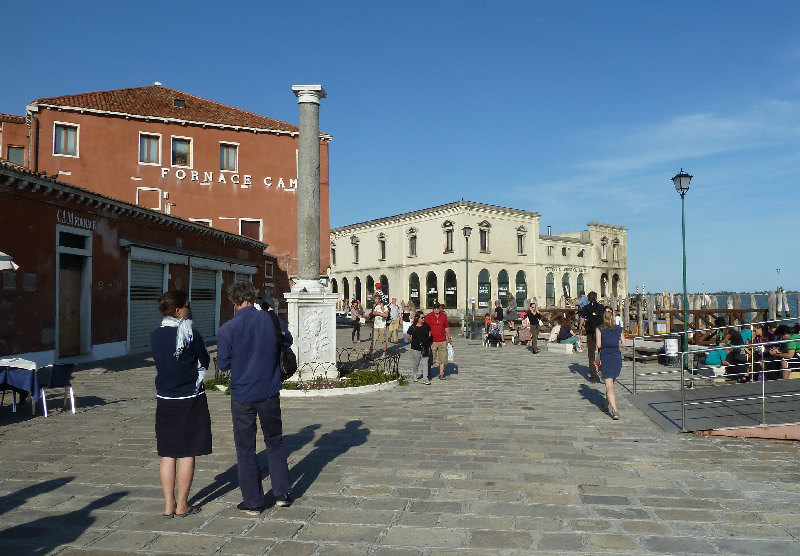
[596,307,624,420]
[406,311,432,384]
[151,290,212,517]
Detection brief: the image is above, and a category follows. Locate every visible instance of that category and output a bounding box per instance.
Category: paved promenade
[1,327,799,555]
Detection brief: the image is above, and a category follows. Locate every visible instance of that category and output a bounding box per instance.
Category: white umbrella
[0,251,19,271]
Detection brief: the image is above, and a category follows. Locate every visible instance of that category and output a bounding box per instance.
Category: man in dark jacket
[217,281,293,515]
[579,291,604,382]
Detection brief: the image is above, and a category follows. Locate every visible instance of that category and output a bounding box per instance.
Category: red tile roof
[32,84,301,134]
[0,113,26,124]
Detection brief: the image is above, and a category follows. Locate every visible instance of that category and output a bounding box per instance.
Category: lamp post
[672,169,692,358]
[462,225,472,331]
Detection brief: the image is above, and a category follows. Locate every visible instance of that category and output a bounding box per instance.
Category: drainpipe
[26,104,39,172]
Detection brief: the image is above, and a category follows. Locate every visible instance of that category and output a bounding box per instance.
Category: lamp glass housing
[672,169,692,193]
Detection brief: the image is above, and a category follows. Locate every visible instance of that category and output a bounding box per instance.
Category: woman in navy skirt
[596,307,625,420]
[151,290,212,517]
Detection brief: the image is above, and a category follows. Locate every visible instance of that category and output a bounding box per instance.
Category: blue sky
[3,1,798,293]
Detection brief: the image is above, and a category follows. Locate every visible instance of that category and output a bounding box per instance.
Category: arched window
[377,233,386,261]
[601,237,608,260]
[562,273,571,299]
[515,270,527,306]
[497,269,509,306]
[366,275,375,308]
[354,277,361,302]
[612,273,620,297]
[407,227,417,257]
[426,272,438,309]
[342,277,350,302]
[577,274,584,297]
[351,235,359,263]
[601,273,609,298]
[379,275,389,297]
[331,278,338,294]
[478,269,491,310]
[442,220,454,253]
[408,273,420,309]
[546,273,555,308]
[478,220,491,253]
[444,269,457,308]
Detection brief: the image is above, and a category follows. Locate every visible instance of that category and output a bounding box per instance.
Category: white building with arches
[328,201,627,316]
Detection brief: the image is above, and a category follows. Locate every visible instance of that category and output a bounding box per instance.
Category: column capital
[292,84,326,105]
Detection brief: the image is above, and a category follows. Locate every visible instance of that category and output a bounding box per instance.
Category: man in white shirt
[387,297,400,343]
[370,292,389,358]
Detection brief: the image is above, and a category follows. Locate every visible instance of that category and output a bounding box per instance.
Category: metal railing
[631,318,799,431]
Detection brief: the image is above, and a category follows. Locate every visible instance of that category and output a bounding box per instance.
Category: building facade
[329,201,628,316]
[0,84,331,280]
[1,162,276,365]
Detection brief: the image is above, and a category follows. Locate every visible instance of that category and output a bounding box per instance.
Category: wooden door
[59,254,83,356]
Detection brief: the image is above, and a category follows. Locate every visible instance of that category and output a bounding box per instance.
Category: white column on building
[284,84,338,379]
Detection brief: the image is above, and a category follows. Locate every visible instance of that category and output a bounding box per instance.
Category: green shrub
[281,368,401,391]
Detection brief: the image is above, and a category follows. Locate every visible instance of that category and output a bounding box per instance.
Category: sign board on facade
[56,209,97,231]
[160,168,298,190]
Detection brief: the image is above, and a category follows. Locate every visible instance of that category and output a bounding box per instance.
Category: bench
[547,342,574,354]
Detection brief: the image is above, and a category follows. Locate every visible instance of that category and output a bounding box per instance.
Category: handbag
[447,343,455,362]
[267,310,297,381]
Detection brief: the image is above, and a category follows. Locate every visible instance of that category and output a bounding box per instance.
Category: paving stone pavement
[1,327,799,555]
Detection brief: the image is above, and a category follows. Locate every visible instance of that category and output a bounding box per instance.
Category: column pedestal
[284,290,339,380]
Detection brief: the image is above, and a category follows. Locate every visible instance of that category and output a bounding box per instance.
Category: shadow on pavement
[568,362,594,382]
[0,477,74,516]
[189,423,324,508]
[578,383,605,410]
[289,420,370,498]
[0,490,128,554]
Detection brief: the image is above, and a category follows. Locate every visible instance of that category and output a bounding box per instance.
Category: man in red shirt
[424,302,451,380]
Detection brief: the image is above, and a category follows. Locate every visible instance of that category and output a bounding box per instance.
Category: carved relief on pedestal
[298,307,331,362]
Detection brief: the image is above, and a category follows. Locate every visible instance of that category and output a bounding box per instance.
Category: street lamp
[672,168,692,360]
[462,225,472,332]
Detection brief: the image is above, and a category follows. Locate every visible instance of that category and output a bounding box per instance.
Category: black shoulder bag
[267,310,297,381]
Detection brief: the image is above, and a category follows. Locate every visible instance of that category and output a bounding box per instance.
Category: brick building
[0,83,331,281]
[1,161,276,364]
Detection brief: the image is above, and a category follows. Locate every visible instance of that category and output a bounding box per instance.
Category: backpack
[584,302,605,333]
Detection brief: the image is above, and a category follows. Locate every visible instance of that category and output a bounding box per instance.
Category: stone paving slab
[1,327,799,554]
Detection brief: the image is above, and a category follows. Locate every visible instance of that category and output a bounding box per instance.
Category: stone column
[284,84,338,380]
[291,84,326,292]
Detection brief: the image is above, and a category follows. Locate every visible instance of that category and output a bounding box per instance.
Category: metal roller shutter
[129,261,165,351]
[191,268,217,340]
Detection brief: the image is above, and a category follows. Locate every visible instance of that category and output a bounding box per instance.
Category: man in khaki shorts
[424,302,451,380]
[370,292,389,358]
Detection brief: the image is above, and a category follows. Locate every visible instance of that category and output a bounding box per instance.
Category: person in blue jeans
[217,281,294,515]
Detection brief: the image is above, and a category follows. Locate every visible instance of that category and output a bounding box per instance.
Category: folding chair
[37,363,76,417]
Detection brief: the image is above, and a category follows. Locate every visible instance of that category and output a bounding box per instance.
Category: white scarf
[160,316,195,359]
[160,316,206,394]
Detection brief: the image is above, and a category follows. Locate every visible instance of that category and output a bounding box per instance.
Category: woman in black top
[406,311,432,384]
[151,290,212,518]
[528,303,543,353]
[401,304,412,343]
